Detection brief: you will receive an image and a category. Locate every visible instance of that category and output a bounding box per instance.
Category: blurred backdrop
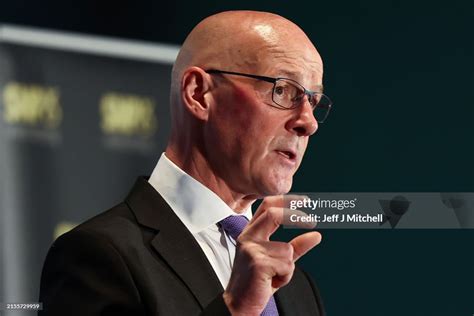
[0,1,473,315]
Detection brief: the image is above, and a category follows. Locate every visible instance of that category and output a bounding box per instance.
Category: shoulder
[72,202,140,241]
[54,200,156,259]
[39,204,146,315]
[46,203,138,263]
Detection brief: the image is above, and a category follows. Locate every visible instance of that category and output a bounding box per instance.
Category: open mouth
[276,150,296,161]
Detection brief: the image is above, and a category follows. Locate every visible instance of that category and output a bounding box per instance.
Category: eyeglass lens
[273,79,330,123]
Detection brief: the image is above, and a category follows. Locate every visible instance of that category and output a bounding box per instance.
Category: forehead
[260,48,324,90]
[222,19,323,89]
[246,31,324,89]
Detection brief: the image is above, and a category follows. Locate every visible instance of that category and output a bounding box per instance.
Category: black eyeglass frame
[205,69,333,123]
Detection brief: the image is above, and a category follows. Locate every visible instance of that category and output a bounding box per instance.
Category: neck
[165,143,256,213]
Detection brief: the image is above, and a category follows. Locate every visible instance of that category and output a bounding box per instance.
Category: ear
[181,67,213,121]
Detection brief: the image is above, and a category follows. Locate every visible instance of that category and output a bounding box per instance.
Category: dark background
[1,0,473,315]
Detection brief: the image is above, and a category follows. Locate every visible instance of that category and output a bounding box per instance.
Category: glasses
[206,69,333,123]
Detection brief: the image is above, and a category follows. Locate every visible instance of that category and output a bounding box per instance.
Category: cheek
[215,86,262,138]
[209,84,281,166]
[229,86,256,122]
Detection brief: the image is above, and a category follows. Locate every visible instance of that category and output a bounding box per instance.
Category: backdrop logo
[2,82,62,129]
[99,92,157,137]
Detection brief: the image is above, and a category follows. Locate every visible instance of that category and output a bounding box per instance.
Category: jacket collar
[125,176,294,315]
[125,177,224,309]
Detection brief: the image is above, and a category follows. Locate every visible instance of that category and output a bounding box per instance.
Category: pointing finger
[282,208,317,229]
[251,195,310,223]
[243,207,283,241]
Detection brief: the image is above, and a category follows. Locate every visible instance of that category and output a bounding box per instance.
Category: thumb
[289,231,322,261]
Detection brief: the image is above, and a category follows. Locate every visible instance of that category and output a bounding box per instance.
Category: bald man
[39,10,331,316]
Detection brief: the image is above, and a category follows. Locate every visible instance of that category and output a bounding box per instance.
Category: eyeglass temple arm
[206,69,276,84]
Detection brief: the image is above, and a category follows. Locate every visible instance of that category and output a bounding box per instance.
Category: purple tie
[219,215,279,316]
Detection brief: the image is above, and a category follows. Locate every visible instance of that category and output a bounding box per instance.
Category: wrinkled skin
[165,11,324,315]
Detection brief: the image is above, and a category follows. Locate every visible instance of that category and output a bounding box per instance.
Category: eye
[292,93,305,102]
[274,86,285,96]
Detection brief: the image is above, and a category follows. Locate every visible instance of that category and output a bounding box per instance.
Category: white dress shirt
[148,153,253,288]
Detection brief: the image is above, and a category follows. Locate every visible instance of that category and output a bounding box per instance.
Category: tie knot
[218,215,249,240]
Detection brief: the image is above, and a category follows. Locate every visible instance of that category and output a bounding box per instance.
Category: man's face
[203,37,322,197]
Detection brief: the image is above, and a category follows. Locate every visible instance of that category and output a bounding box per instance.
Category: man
[39,10,332,316]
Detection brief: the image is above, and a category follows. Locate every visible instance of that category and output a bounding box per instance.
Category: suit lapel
[274,267,321,316]
[274,284,292,316]
[125,177,224,309]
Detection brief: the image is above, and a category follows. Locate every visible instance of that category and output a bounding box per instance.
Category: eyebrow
[277,69,299,78]
[276,69,324,92]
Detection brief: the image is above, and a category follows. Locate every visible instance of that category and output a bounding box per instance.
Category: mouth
[275,149,297,162]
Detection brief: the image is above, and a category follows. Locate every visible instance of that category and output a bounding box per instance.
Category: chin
[260,176,293,196]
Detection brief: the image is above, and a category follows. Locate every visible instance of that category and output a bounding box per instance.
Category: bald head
[170,11,323,108]
[166,11,324,201]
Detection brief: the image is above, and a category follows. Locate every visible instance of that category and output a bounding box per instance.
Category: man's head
[167,11,325,201]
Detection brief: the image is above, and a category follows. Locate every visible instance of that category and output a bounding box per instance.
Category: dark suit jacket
[39,177,325,315]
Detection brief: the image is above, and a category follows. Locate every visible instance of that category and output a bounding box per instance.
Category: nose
[285,97,318,137]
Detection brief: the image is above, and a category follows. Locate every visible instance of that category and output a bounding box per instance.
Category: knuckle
[287,260,295,272]
[278,256,294,273]
[237,241,252,254]
[284,243,294,258]
[248,253,266,271]
[261,196,277,209]
[266,208,282,226]
[274,242,293,258]
[260,199,270,209]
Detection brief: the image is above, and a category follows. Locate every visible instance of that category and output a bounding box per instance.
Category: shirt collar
[148,153,253,234]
